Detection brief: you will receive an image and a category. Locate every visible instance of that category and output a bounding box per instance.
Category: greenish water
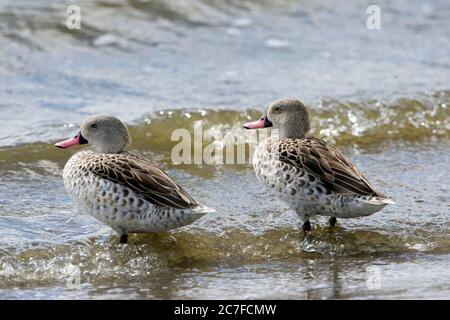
[0,0,449,299]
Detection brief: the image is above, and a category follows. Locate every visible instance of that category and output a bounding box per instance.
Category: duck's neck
[93,145,124,154]
[279,125,309,139]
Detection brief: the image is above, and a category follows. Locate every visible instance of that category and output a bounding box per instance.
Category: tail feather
[380,198,395,205]
[192,203,216,214]
[342,196,393,218]
[366,196,395,205]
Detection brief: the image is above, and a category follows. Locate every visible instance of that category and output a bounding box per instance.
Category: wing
[88,152,198,209]
[274,137,382,196]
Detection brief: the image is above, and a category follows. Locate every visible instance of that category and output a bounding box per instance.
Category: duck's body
[64,150,212,236]
[253,136,391,223]
[56,115,214,243]
[244,99,393,231]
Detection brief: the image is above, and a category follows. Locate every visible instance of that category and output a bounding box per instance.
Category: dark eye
[273,106,281,112]
[90,123,98,129]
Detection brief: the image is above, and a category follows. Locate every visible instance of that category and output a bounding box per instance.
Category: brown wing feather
[275,137,381,196]
[88,152,197,209]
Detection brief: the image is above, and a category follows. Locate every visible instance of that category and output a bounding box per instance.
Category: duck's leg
[297,212,311,233]
[119,233,128,244]
[302,220,311,232]
[329,217,337,227]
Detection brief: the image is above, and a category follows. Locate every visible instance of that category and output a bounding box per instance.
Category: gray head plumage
[80,115,132,153]
[266,99,311,138]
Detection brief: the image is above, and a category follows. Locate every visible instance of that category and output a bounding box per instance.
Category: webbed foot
[120,234,128,244]
[329,217,337,227]
[302,220,311,232]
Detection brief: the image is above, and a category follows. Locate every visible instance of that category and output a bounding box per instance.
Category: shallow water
[0,0,449,299]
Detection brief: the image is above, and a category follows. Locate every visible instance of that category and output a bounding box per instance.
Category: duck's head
[243,99,310,139]
[55,115,131,153]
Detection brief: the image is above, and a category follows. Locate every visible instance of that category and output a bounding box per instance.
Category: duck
[55,115,215,243]
[243,99,393,232]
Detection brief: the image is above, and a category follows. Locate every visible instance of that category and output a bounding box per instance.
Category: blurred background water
[0,0,449,299]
